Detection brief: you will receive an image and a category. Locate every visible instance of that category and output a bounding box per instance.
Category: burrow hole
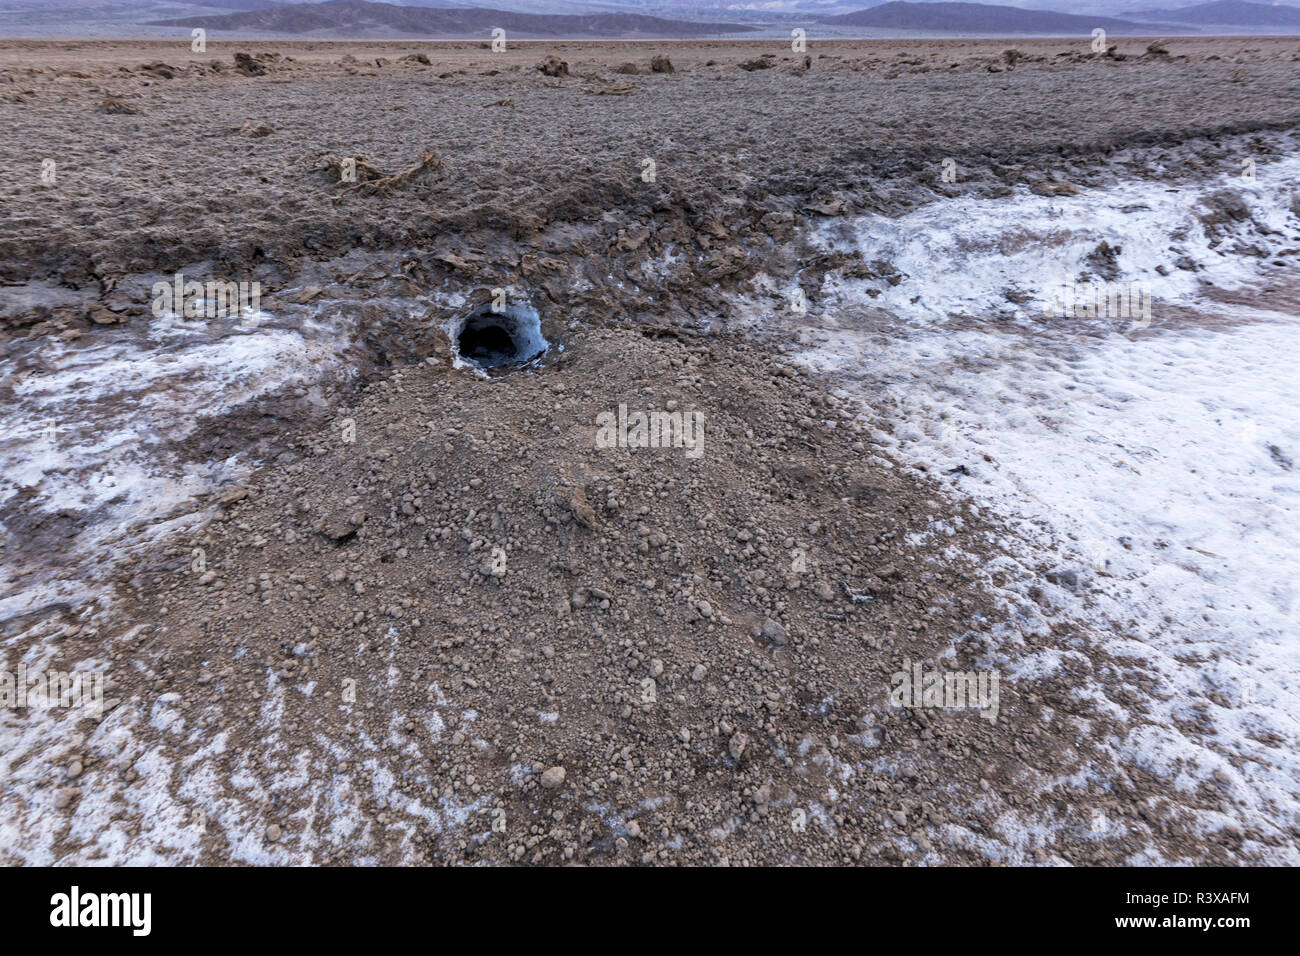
[452,303,549,370]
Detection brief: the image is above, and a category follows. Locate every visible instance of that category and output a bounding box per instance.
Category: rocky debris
[728,731,749,761]
[233,52,268,77]
[1198,189,1253,235]
[760,616,787,645]
[806,194,850,216]
[537,56,569,78]
[540,766,566,789]
[649,54,674,74]
[1045,567,1088,591]
[1029,181,1079,197]
[614,62,640,75]
[739,55,776,71]
[87,305,122,325]
[586,82,635,97]
[218,485,250,506]
[98,97,139,115]
[317,507,367,541]
[138,62,176,80]
[400,53,431,66]
[1085,240,1123,281]
[554,483,596,529]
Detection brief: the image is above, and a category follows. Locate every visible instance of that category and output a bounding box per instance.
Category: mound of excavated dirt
[105,328,999,863]
[35,324,1206,867]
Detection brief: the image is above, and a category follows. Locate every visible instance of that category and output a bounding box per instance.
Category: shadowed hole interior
[459,319,515,362]
[453,304,548,369]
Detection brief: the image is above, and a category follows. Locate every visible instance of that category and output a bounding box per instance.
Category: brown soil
[2,36,1298,292]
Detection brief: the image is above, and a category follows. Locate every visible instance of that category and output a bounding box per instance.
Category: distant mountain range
[187,0,301,10]
[1122,1,1300,25]
[819,0,1300,33]
[820,2,1194,32]
[161,0,1300,24]
[150,0,757,34]
[5,0,1300,37]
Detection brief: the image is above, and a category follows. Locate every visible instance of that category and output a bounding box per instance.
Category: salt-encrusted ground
[781,155,1300,862]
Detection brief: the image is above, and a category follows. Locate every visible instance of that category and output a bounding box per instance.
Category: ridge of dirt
[2,38,1299,291]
